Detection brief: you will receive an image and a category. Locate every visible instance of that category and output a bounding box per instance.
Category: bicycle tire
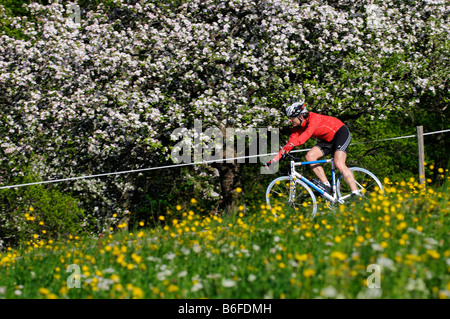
[265,176,318,217]
[336,167,384,202]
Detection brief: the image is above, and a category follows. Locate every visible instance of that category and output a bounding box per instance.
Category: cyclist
[265,100,360,196]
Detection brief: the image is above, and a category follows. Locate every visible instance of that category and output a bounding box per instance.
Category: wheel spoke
[266,176,317,217]
[337,168,384,204]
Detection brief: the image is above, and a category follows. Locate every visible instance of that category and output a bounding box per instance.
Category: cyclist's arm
[271,142,295,163]
[293,114,318,145]
[269,116,318,164]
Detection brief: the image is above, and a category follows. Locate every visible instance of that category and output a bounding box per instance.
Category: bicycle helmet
[286,101,307,118]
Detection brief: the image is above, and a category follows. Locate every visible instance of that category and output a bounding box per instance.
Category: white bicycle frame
[290,158,349,204]
[266,156,384,218]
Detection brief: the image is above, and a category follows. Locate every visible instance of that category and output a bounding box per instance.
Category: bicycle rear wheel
[336,167,384,202]
[266,176,317,217]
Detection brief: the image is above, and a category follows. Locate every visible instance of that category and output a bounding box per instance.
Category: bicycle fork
[289,177,296,204]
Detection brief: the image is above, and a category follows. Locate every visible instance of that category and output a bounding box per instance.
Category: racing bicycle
[265,152,385,218]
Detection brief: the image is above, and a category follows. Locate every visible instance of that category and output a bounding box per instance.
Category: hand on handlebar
[263,161,272,171]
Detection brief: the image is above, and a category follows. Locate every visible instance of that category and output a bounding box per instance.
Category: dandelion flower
[331,251,347,261]
[168,284,179,293]
[132,287,144,298]
[295,253,308,262]
[426,250,440,259]
[39,287,50,295]
[303,269,316,278]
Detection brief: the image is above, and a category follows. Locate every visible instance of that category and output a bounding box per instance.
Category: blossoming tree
[0,0,448,222]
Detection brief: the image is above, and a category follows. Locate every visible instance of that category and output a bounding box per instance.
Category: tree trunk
[213,123,243,215]
[215,162,242,215]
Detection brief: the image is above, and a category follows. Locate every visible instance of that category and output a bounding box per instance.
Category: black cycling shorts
[315,125,351,156]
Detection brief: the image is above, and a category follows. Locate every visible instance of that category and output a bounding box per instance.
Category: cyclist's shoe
[348,192,362,203]
[352,191,362,197]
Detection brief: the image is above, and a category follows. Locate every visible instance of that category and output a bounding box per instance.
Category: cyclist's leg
[332,126,357,192]
[305,146,329,184]
[334,151,357,192]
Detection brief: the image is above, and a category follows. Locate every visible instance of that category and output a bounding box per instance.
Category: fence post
[416,126,425,185]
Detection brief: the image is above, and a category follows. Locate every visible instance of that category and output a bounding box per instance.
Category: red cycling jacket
[272,112,345,162]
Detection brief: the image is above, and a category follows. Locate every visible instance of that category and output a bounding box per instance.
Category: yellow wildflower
[303,269,316,278]
[39,287,50,296]
[132,287,144,299]
[331,251,347,261]
[426,250,440,259]
[168,284,179,293]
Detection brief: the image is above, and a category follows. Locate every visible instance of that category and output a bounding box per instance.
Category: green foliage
[344,109,449,184]
[0,0,30,16]
[0,170,86,250]
[129,196,169,229]
[0,0,448,231]
[346,115,418,182]
[0,0,29,38]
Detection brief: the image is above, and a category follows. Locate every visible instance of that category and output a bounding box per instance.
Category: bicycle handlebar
[284,151,302,161]
[263,147,303,167]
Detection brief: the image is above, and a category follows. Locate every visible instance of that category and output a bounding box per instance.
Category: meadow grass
[0,176,449,299]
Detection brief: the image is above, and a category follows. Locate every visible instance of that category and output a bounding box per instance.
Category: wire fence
[0,128,449,190]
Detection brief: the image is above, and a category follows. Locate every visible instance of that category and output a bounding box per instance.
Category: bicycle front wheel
[265,176,317,217]
[336,167,384,202]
